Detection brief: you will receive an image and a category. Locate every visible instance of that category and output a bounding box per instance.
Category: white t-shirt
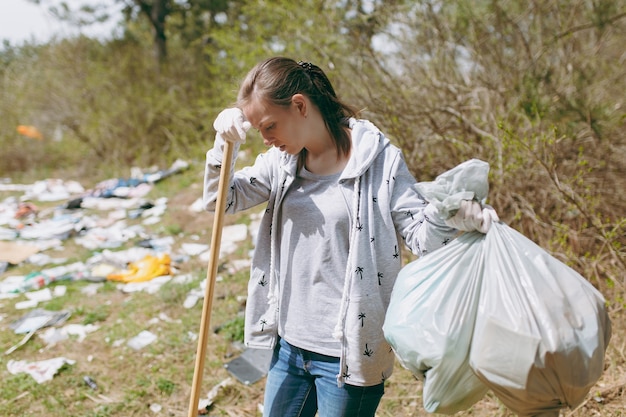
[276,166,352,356]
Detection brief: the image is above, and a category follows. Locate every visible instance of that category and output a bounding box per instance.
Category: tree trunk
[151,0,168,63]
[134,0,169,63]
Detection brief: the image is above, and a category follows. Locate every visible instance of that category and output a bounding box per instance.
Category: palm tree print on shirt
[363,344,374,357]
[355,266,364,279]
[356,216,363,231]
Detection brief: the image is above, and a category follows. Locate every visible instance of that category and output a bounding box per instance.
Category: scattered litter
[21,179,84,202]
[149,403,162,413]
[5,309,72,354]
[15,299,38,310]
[0,241,40,264]
[155,312,179,323]
[90,262,120,276]
[39,323,100,346]
[18,217,77,240]
[87,159,188,200]
[171,273,193,285]
[184,279,207,309]
[189,197,204,213]
[140,197,168,226]
[23,287,53,303]
[117,275,172,294]
[107,253,171,283]
[224,348,273,385]
[26,253,68,267]
[199,223,248,260]
[84,392,114,404]
[111,338,125,348]
[7,357,76,383]
[80,283,104,296]
[80,196,145,211]
[0,161,264,400]
[10,308,71,334]
[184,288,205,309]
[127,330,157,350]
[1,261,86,294]
[14,202,38,219]
[83,375,98,390]
[0,228,18,240]
[181,243,209,256]
[31,238,64,251]
[5,331,37,355]
[17,124,43,140]
[136,236,174,252]
[8,391,30,403]
[198,377,235,412]
[75,222,144,250]
[223,224,248,242]
[0,183,30,192]
[228,258,252,274]
[144,159,189,183]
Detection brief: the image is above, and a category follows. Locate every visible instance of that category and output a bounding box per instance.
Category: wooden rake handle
[188,140,234,417]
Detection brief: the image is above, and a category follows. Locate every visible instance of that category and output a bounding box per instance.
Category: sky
[0,0,118,45]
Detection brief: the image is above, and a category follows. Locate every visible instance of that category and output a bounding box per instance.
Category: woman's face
[243,96,307,155]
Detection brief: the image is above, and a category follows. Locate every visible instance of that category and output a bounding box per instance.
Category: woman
[203,57,496,417]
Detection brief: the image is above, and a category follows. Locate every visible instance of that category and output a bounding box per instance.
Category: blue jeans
[263,338,384,417]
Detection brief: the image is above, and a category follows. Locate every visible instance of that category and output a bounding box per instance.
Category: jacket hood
[341,118,389,180]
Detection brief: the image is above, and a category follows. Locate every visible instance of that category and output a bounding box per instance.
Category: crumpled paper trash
[7,357,75,383]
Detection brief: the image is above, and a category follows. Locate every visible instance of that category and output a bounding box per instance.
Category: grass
[0,161,624,416]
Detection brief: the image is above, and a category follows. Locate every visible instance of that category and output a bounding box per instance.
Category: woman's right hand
[213,108,252,144]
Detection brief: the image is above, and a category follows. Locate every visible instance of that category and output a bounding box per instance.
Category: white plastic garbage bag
[414,158,490,218]
[384,159,492,414]
[471,223,611,416]
[383,159,611,416]
[383,231,489,414]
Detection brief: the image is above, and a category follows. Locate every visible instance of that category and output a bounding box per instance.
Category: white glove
[445,200,499,233]
[213,108,252,144]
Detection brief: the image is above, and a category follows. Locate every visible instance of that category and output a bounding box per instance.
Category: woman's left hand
[445,200,499,233]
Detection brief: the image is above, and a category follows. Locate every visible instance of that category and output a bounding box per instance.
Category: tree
[334,0,626,292]
[30,0,232,63]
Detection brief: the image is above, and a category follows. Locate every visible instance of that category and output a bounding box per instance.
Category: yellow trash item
[107,254,171,283]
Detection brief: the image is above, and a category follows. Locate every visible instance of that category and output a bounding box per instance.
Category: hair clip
[297,61,313,71]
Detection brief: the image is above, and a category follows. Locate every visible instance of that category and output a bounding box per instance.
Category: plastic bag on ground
[106,254,171,283]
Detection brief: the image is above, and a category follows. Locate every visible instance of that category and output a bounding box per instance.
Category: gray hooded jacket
[204,118,456,387]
